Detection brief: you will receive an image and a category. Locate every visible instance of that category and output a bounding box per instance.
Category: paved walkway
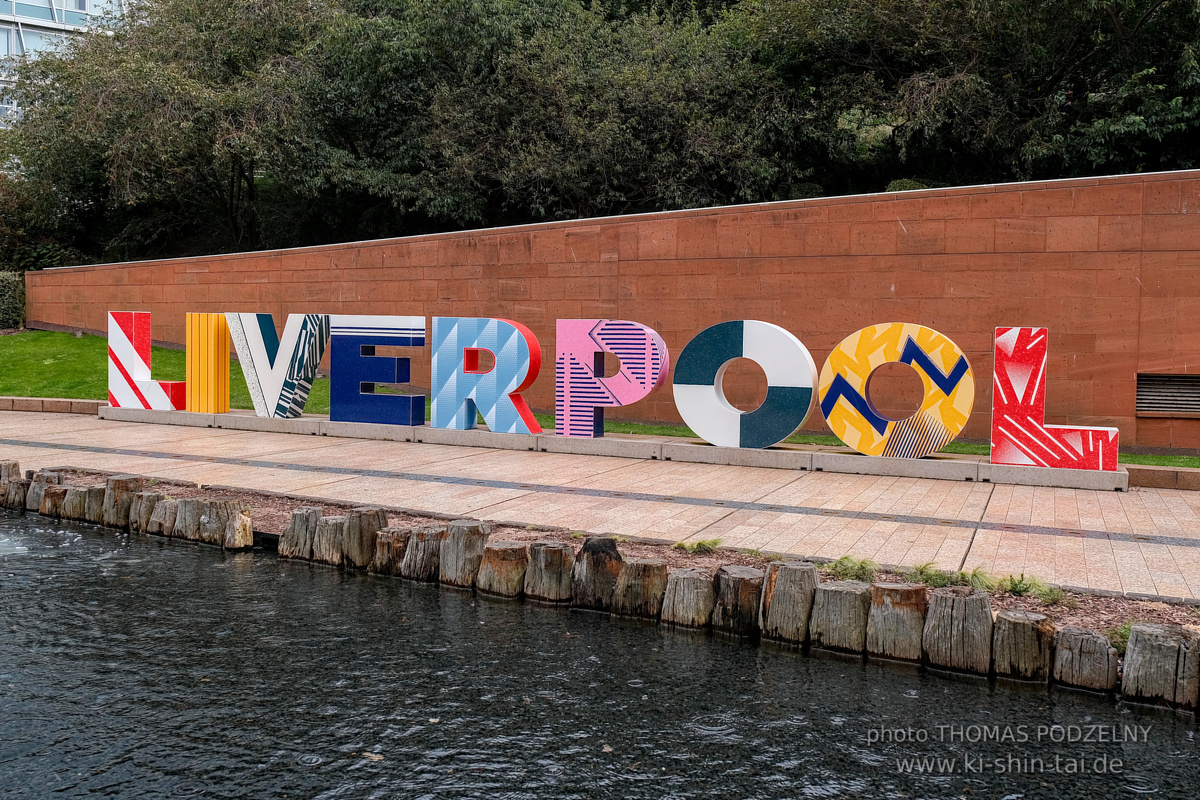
[3,411,1199,601]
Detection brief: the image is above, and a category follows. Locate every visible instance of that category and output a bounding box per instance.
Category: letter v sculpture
[226,313,331,418]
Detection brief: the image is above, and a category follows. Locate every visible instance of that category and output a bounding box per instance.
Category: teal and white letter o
[672,320,817,449]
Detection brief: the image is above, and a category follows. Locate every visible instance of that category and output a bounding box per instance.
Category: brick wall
[26,170,1200,448]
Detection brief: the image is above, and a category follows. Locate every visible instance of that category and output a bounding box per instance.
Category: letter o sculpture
[672,320,817,449]
[818,323,974,459]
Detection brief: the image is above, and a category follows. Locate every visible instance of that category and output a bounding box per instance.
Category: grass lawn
[1,330,1194,468]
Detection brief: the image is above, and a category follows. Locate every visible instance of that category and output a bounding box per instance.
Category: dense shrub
[0,272,26,329]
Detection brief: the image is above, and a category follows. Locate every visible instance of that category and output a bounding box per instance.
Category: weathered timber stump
[278,507,323,560]
[523,541,575,603]
[760,561,819,643]
[311,516,348,565]
[1121,623,1200,711]
[399,524,448,581]
[712,565,766,639]
[39,486,67,518]
[61,487,88,521]
[25,472,62,513]
[439,519,491,588]
[866,583,927,662]
[476,541,529,598]
[196,498,241,547]
[171,498,206,541]
[571,537,623,611]
[0,461,19,481]
[227,510,254,549]
[2,479,27,511]
[85,486,105,523]
[809,580,871,653]
[660,568,715,628]
[369,527,411,576]
[1053,626,1119,691]
[101,475,144,528]
[128,492,164,534]
[612,558,669,619]
[922,587,994,675]
[342,507,389,568]
[145,499,178,535]
[993,610,1057,682]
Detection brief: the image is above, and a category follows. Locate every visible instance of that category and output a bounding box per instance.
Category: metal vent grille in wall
[1136,374,1200,416]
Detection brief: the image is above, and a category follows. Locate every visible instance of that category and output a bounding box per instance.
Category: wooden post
[922,587,994,675]
[476,541,529,598]
[866,583,927,662]
[171,498,206,541]
[26,472,62,513]
[571,537,623,612]
[810,580,871,653]
[993,610,1056,682]
[342,507,389,568]
[196,498,241,547]
[39,486,67,518]
[712,565,765,639]
[1121,623,1200,711]
[0,460,19,480]
[2,479,28,511]
[312,516,348,565]
[128,492,164,533]
[369,527,410,576]
[101,475,143,528]
[85,486,105,523]
[1053,626,1119,692]
[61,487,88,521]
[523,541,575,604]
[439,520,491,588]
[400,524,448,581]
[612,558,669,620]
[660,568,715,629]
[760,561,819,644]
[278,507,323,560]
[145,499,178,535]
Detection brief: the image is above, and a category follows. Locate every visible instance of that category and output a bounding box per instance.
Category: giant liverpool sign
[107,312,1120,471]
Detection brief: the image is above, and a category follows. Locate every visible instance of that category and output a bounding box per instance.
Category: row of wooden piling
[0,464,253,549]
[3,459,1196,714]
[276,505,1199,713]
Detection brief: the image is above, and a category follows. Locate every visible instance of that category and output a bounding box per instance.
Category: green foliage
[829,555,877,582]
[6,0,1200,263]
[1107,620,1139,656]
[905,562,996,589]
[886,179,929,192]
[0,273,25,329]
[999,573,1039,596]
[674,538,722,554]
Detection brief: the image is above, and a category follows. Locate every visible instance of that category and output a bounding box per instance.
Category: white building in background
[1,0,118,121]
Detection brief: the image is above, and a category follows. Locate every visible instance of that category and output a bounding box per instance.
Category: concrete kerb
[813,451,980,482]
[978,462,1129,492]
[93,406,1130,491]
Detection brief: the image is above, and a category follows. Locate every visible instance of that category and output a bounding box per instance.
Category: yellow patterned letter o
[818,323,974,459]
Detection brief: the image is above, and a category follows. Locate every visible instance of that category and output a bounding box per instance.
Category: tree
[2,0,327,259]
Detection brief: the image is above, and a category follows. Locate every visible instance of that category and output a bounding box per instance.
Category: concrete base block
[539,434,662,460]
[661,442,813,470]
[412,425,537,452]
[813,452,980,482]
[214,412,323,435]
[319,420,416,442]
[978,462,1128,491]
[99,406,216,428]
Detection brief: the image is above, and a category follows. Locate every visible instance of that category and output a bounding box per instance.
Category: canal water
[0,515,1196,799]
